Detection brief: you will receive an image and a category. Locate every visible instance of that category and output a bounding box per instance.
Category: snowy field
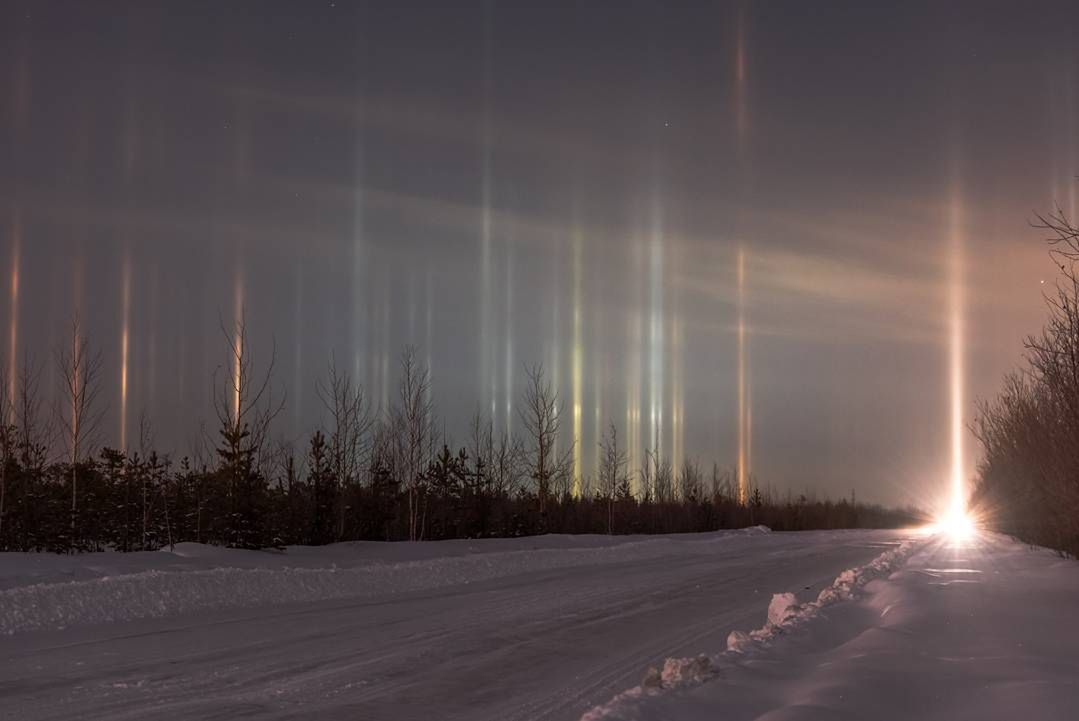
[1,528,1075,720]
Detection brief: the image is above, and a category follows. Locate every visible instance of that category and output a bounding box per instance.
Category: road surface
[0,529,914,721]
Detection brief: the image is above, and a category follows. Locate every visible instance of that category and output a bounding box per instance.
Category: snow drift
[0,526,771,635]
[581,536,918,720]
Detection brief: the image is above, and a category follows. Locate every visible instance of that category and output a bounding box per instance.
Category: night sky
[2,1,1077,506]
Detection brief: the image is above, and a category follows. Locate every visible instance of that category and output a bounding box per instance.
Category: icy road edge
[580,536,921,720]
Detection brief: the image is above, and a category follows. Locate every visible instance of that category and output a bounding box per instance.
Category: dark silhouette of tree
[0,315,918,552]
[973,200,1079,555]
[307,430,335,545]
[212,312,283,548]
[0,364,13,545]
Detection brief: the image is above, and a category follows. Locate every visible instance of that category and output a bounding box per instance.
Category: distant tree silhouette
[0,311,918,553]
[0,365,13,544]
[307,430,335,545]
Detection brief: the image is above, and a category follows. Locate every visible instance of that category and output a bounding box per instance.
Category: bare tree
[0,363,13,542]
[598,423,628,534]
[317,356,373,538]
[679,458,703,503]
[392,347,432,541]
[710,463,735,504]
[212,312,284,473]
[186,420,213,544]
[466,408,491,494]
[138,411,155,550]
[637,456,650,505]
[54,317,106,539]
[461,409,493,534]
[212,312,284,547]
[655,454,674,503]
[488,422,524,499]
[642,446,674,505]
[580,473,594,500]
[368,416,400,540]
[1034,203,1079,282]
[518,364,572,515]
[15,354,50,473]
[137,410,156,458]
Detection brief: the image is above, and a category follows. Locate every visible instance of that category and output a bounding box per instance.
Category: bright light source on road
[923,503,978,543]
[938,507,975,541]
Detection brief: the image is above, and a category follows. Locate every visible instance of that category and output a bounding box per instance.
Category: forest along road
[0,529,917,721]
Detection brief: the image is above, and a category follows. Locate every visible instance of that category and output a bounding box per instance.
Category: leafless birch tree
[393,347,432,541]
[54,317,105,538]
[317,356,373,538]
[519,364,572,515]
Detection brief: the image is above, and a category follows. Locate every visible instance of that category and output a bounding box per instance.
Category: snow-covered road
[0,529,914,721]
[588,530,1079,721]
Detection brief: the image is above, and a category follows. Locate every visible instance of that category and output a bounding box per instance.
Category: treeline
[973,207,1079,557]
[0,318,916,553]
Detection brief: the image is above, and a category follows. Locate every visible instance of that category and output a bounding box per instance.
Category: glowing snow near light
[923,496,978,543]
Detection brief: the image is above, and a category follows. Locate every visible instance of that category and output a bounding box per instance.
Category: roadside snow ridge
[581,537,919,720]
[0,527,772,635]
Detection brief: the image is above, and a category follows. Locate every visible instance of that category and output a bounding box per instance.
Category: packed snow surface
[7,528,1073,721]
[0,527,774,634]
[0,527,912,720]
[585,530,1079,721]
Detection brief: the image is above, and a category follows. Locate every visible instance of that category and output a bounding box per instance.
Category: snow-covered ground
[586,530,1079,721]
[0,528,912,720]
[3,528,1072,721]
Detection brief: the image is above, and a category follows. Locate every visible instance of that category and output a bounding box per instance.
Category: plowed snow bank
[0,527,771,634]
